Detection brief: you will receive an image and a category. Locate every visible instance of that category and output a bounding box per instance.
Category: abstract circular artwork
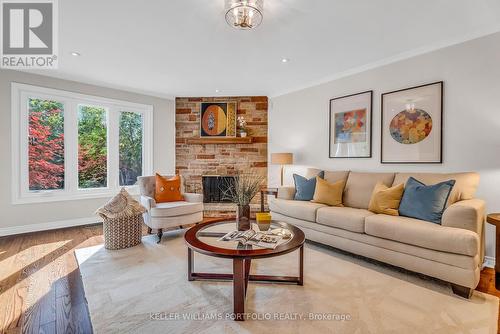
[201,104,227,136]
[389,109,432,144]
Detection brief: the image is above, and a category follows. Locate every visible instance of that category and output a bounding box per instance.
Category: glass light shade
[225,0,264,30]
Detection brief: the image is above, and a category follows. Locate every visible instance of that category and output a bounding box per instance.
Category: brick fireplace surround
[175,96,268,217]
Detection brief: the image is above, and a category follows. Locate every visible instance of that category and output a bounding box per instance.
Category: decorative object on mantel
[95,188,146,250]
[271,152,293,186]
[237,116,248,137]
[221,172,265,231]
[329,90,373,158]
[200,102,237,138]
[381,81,443,163]
[225,0,264,30]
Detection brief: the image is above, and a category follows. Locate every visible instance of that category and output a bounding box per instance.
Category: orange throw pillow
[155,174,184,203]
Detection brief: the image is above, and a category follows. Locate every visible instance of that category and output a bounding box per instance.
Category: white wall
[0,69,175,234]
[269,32,500,259]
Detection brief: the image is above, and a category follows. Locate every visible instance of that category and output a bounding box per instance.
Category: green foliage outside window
[78,105,107,188]
[119,112,143,186]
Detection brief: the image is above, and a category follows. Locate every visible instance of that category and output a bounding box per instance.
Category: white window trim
[11,82,154,205]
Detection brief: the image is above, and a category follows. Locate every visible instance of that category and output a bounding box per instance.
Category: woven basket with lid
[96,188,146,250]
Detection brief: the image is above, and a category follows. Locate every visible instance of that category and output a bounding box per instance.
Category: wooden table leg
[188,248,194,281]
[244,258,251,296]
[299,245,304,286]
[233,258,245,321]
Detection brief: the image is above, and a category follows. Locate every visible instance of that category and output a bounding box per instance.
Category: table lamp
[271,153,294,186]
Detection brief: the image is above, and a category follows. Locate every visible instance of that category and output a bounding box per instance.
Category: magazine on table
[218,229,282,249]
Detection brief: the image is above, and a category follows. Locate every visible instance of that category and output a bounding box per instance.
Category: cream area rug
[75,230,498,334]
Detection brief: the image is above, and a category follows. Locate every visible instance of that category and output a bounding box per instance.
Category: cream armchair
[138,175,204,243]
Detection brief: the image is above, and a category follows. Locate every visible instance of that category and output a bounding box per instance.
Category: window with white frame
[11,83,153,204]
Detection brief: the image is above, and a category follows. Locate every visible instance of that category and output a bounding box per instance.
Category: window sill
[12,186,140,205]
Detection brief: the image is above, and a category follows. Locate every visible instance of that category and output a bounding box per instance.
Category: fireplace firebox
[202,176,237,203]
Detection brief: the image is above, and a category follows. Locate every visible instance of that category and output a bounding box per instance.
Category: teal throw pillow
[293,171,324,201]
[399,177,455,224]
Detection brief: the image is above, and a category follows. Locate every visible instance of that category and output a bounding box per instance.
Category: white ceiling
[32,0,500,98]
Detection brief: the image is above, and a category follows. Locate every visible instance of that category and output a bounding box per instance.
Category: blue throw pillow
[293,171,324,201]
[399,177,456,224]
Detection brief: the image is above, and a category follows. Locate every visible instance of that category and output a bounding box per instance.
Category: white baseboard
[0,217,102,237]
[483,256,495,269]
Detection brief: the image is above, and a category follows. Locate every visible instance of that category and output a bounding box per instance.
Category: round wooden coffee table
[184,219,305,321]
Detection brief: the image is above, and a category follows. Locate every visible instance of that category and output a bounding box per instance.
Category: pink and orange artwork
[334,109,367,144]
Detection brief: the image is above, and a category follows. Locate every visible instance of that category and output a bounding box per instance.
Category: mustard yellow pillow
[312,177,344,207]
[368,182,404,216]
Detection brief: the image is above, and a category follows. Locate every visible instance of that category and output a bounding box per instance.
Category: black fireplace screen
[202,176,236,203]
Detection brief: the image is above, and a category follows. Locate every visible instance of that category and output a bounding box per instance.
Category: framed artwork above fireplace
[200,102,237,137]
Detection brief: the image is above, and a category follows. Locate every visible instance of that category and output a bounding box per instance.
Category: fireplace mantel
[185,137,254,145]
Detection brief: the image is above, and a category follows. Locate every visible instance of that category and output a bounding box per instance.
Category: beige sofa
[269,168,485,298]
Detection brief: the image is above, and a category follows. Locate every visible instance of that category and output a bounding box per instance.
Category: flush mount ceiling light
[71,51,81,56]
[225,0,264,30]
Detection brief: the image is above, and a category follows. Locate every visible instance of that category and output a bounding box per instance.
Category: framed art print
[329,90,372,158]
[200,102,237,137]
[381,81,443,163]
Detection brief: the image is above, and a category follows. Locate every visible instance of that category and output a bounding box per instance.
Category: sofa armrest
[277,186,296,200]
[183,192,204,203]
[442,199,485,235]
[141,195,156,211]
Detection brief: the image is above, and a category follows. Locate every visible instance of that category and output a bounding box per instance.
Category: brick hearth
[175,96,268,217]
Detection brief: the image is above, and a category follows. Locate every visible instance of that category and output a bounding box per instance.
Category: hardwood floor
[0,224,102,333]
[1,223,499,333]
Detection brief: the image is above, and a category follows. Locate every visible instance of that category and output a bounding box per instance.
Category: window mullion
[108,108,119,191]
[65,100,78,195]
[18,91,29,198]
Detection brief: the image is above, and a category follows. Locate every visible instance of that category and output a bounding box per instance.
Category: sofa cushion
[139,175,186,198]
[312,177,344,207]
[343,172,395,209]
[316,206,374,233]
[269,198,326,222]
[150,201,203,218]
[306,168,350,184]
[399,177,455,224]
[155,174,184,203]
[368,182,404,216]
[364,214,479,256]
[277,186,296,200]
[392,172,479,206]
[293,171,324,201]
